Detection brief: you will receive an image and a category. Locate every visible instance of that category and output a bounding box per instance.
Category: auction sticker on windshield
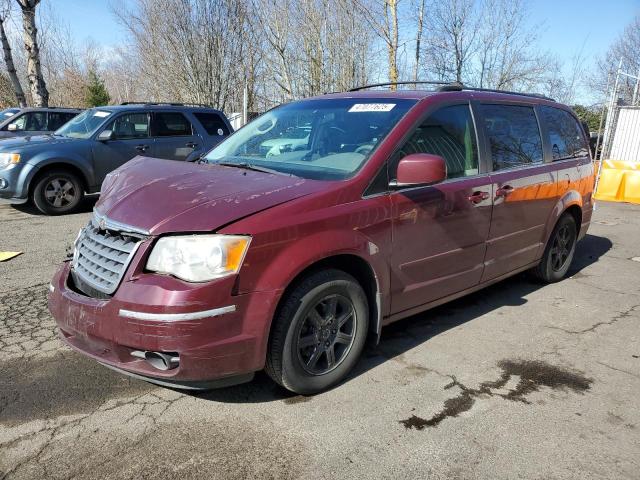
[348,103,396,112]
[93,111,111,118]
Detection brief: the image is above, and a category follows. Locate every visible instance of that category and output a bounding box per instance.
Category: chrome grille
[71,216,143,295]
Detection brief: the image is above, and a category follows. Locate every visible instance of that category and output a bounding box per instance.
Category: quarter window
[193,112,229,136]
[152,112,192,137]
[540,106,589,160]
[109,113,150,140]
[392,104,479,180]
[481,104,543,171]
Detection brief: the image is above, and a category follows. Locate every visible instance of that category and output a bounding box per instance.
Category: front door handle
[186,142,198,149]
[468,191,490,204]
[135,144,149,152]
[496,185,514,198]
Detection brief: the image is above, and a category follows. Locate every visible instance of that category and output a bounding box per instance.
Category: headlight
[146,234,251,282]
[0,153,20,168]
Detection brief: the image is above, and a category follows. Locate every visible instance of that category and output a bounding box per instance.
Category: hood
[0,134,79,151]
[96,157,326,235]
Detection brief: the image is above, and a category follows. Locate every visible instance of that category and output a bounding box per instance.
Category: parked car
[0,107,81,139]
[48,84,594,394]
[0,107,21,120]
[0,103,232,214]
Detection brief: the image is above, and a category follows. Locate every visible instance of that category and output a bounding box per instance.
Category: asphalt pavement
[0,199,638,479]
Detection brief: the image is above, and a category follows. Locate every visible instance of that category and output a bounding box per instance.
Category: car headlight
[146,234,251,282]
[0,153,20,168]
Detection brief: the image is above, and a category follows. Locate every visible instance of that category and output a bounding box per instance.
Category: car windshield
[204,98,416,180]
[55,109,112,139]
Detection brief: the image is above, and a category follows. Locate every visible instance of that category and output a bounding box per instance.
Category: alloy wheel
[44,178,78,208]
[295,294,357,375]
[550,224,574,272]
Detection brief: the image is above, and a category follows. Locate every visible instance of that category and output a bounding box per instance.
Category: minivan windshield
[55,109,112,139]
[204,98,416,180]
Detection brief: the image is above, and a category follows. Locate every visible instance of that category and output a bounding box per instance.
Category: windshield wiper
[217,161,296,177]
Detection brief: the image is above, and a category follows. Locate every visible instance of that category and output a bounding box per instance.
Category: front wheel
[32,170,84,215]
[265,269,369,394]
[531,213,577,283]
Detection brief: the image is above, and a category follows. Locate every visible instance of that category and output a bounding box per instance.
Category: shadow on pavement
[10,194,98,215]
[195,233,612,404]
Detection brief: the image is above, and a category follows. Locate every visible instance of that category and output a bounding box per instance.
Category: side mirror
[97,129,114,142]
[391,153,447,187]
[7,123,18,131]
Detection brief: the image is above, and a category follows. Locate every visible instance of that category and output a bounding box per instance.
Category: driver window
[10,112,47,131]
[108,113,149,140]
[391,104,479,181]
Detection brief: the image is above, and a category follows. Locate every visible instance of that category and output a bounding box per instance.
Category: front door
[390,103,492,314]
[150,111,201,161]
[91,112,151,183]
[478,103,557,281]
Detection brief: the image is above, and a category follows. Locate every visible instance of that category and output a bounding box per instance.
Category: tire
[32,170,84,215]
[265,269,369,394]
[531,213,577,283]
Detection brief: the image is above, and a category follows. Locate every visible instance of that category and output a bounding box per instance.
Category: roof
[15,107,82,113]
[97,103,224,113]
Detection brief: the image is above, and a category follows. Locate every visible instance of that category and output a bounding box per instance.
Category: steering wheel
[256,118,276,134]
[355,144,373,155]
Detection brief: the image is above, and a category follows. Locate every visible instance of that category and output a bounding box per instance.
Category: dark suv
[48,83,594,394]
[0,103,232,214]
[0,107,80,139]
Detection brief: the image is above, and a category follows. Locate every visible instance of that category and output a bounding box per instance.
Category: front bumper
[48,262,281,388]
[0,162,35,200]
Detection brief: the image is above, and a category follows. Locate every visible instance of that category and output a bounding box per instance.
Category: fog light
[0,179,7,189]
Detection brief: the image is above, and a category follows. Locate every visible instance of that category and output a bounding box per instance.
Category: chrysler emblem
[99,218,107,230]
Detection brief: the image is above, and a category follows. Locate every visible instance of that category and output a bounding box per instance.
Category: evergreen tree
[85,70,110,107]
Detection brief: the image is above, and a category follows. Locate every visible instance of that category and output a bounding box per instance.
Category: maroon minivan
[48,84,594,394]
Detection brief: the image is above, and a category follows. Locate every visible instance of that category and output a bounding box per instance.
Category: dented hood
[95,157,324,235]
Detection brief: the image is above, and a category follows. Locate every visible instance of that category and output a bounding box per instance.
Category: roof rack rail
[438,82,556,101]
[120,101,213,108]
[349,81,451,91]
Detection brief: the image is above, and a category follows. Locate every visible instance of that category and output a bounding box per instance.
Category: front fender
[238,228,390,357]
[26,151,96,190]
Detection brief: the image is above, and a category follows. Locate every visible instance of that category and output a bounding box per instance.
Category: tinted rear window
[152,112,193,137]
[539,106,589,160]
[193,112,229,136]
[481,104,543,171]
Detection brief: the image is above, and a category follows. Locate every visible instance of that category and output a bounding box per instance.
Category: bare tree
[353,0,400,88]
[16,0,48,106]
[0,1,25,106]
[413,0,425,81]
[423,0,478,83]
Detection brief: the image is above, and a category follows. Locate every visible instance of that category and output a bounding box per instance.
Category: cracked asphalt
[1,199,639,479]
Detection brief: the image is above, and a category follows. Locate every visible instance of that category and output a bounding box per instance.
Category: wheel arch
[27,160,91,196]
[539,190,583,258]
[273,253,382,344]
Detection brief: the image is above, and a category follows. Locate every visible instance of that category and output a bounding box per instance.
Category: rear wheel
[265,269,369,394]
[32,170,84,215]
[531,213,577,283]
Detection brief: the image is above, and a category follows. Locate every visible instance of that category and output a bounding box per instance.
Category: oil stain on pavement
[400,359,592,430]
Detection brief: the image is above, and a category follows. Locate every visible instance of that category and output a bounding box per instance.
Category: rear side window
[539,106,589,160]
[193,112,229,136]
[152,112,193,137]
[48,112,77,131]
[109,113,150,139]
[392,104,479,180]
[481,104,543,171]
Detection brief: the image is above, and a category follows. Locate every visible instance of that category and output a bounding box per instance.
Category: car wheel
[265,269,369,394]
[531,213,577,283]
[32,170,84,215]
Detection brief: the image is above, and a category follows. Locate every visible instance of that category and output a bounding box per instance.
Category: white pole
[243,79,248,127]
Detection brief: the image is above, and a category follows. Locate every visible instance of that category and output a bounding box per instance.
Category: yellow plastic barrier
[594,160,640,204]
